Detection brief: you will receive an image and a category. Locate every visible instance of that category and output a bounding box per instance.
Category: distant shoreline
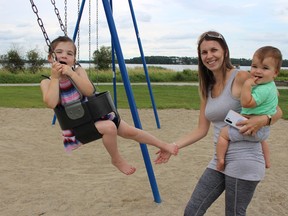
[76,63,288,72]
[1,82,287,88]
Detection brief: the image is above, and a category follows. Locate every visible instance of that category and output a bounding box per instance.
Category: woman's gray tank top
[205,69,265,181]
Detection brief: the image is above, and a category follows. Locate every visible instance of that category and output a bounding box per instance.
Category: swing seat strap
[64,100,85,120]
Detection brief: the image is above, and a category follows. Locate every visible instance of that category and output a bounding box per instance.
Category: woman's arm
[175,99,211,149]
[237,105,283,135]
[154,99,211,164]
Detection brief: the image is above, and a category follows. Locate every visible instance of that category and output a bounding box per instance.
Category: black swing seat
[54,91,120,144]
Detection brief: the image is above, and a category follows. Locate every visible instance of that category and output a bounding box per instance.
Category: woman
[155,31,282,215]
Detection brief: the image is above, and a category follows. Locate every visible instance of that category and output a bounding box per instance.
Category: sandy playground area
[0,108,287,216]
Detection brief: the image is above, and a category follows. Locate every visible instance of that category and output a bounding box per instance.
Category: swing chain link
[77,0,80,61]
[89,0,91,63]
[64,0,67,33]
[30,0,51,47]
[64,0,67,34]
[51,0,67,35]
[30,0,68,49]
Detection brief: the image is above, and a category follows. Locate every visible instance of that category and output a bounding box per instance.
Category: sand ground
[0,108,287,216]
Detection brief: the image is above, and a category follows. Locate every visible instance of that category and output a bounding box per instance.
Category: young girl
[40,36,178,175]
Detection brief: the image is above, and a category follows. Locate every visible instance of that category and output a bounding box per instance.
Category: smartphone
[224,110,247,129]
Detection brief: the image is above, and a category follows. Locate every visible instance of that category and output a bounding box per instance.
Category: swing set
[29,0,162,203]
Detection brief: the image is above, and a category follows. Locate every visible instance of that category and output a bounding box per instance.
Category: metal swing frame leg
[51,0,161,203]
[102,0,162,204]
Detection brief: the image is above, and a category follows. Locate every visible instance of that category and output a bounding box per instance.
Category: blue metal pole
[52,113,57,125]
[52,0,87,126]
[112,43,117,107]
[73,0,87,42]
[110,0,117,108]
[102,0,161,204]
[127,0,161,129]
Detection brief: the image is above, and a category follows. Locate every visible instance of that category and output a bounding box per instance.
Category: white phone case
[224,110,247,129]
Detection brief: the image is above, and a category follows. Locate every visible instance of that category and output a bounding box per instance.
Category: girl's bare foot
[112,158,136,175]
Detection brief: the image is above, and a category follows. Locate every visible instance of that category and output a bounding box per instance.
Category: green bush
[0,71,46,83]
[0,49,25,73]
[0,67,287,84]
[279,69,288,77]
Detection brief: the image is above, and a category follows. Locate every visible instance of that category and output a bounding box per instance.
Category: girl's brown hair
[48,36,77,59]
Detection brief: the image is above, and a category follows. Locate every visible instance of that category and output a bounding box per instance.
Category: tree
[0,49,25,73]
[93,46,112,70]
[26,49,45,74]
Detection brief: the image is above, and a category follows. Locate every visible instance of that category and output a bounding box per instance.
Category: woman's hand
[237,115,267,136]
[154,149,172,164]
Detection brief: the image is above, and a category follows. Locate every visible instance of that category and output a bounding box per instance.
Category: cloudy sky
[1,0,288,61]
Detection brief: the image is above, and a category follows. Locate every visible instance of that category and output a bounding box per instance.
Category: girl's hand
[61,64,75,78]
[51,62,62,79]
[154,149,172,164]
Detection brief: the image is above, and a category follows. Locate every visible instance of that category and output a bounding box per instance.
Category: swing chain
[64,0,67,34]
[96,0,99,52]
[51,0,67,35]
[30,0,51,47]
[77,0,80,61]
[89,0,91,63]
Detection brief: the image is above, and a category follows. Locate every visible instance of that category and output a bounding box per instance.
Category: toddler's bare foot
[112,158,136,175]
[216,158,225,171]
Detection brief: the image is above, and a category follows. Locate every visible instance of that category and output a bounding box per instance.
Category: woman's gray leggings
[184,168,259,216]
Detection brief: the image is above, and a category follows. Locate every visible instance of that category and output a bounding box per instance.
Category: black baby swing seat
[54,91,120,144]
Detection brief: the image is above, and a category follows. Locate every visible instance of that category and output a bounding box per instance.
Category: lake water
[81,63,222,71]
[81,63,288,72]
[78,63,197,71]
[20,63,288,72]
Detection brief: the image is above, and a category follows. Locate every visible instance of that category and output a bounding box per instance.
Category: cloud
[0,0,287,60]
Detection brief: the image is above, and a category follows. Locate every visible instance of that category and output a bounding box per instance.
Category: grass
[1,67,288,83]
[0,84,287,119]
[0,85,200,109]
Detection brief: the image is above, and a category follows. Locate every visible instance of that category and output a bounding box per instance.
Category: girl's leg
[225,175,259,216]
[184,168,225,216]
[95,120,136,175]
[117,120,178,155]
